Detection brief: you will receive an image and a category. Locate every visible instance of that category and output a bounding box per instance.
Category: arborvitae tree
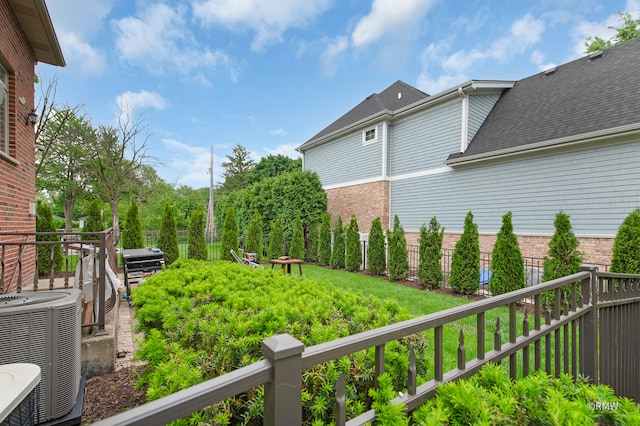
[82,199,104,241]
[367,217,386,276]
[305,222,319,262]
[610,208,640,274]
[188,206,208,261]
[330,216,345,269]
[219,207,238,262]
[245,209,263,261]
[318,213,332,265]
[542,211,583,309]
[489,212,525,295]
[417,216,444,289]
[345,215,361,272]
[449,211,480,295]
[268,216,284,259]
[157,203,179,265]
[388,215,409,281]
[289,216,305,260]
[36,201,63,276]
[122,198,144,249]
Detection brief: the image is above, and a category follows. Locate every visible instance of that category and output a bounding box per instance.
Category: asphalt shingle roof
[453,37,640,160]
[302,80,429,146]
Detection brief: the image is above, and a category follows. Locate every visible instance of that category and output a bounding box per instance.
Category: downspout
[458,86,469,153]
[382,121,391,229]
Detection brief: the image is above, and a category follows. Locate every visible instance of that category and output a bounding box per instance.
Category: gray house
[297,37,640,266]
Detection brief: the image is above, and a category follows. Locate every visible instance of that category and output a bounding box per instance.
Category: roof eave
[298,110,393,152]
[8,0,66,67]
[445,123,640,167]
[297,80,515,153]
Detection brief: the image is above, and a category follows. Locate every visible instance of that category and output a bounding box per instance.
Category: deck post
[263,333,304,426]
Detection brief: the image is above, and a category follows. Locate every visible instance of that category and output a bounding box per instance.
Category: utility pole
[205,145,215,242]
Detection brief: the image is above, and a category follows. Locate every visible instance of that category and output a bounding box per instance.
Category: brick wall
[325,181,389,233]
[0,0,39,286]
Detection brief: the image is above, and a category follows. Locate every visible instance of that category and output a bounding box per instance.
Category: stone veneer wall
[404,232,614,269]
[325,181,389,233]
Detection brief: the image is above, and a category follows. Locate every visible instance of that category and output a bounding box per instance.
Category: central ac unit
[0,289,81,423]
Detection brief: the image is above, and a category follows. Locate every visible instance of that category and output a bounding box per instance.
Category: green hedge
[132,260,428,425]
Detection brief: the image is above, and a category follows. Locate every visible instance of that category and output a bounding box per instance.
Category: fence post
[580,265,598,384]
[97,231,107,333]
[263,333,304,426]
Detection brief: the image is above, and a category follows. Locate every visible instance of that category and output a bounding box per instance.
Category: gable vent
[397,92,402,100]
[589,50,603,61]
[543,67,556,77]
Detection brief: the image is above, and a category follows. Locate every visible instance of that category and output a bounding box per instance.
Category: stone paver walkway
[115,287,145,371]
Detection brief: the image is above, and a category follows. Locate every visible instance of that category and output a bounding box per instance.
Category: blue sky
[36,0,638,189]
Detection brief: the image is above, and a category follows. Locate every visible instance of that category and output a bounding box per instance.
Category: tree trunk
[110,200,120,238]
[63,199,74,232]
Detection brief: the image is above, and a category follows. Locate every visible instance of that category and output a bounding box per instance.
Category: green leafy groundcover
[410,363,640,425]
[132,259,429,425]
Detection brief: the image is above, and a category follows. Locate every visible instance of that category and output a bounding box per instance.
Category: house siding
[304,123,382,187]
[389,100,462,176]
[390,140,640,239]
[468,93,500,145]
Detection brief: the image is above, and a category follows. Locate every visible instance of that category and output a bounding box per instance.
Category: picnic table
[269,256,304,275]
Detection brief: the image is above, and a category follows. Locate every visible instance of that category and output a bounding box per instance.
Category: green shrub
[318,213,332,265]
[412,363,640,425]
[289,216,304,259]
[542,211,583,310]
[82,199,104,241]
[36,201,63,275]
[367,217,386,276]
[489,212,525,296]
[268,215,284,259]
[417,217,444,289]
[345,215,361,272]
[388,215,409,281]
[330,216,345,269]
[449,211,480,295]
[304,222,319,262]
[188,206,208,261]
[610,208,640,274]
[132,260,429,424]
[245,209,263,261]
[157,203,179,265]
[122,198,144,249]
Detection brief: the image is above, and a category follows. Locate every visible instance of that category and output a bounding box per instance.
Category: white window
[363,127,377,145]
[0,65,8,155]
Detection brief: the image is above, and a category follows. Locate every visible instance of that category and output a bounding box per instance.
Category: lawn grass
[300,265,471,317]
[300,265,551,378]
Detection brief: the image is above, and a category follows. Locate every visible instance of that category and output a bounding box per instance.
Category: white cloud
[47,0,113,37]
[319,36,349,76]
[193,0,332,52]
[161,139,222,187]
[530,50,556,72]
[570,1,640,59]
[58,32,107,75]
[351,0,436,48]
[113,3,236,84]
[264,143,301,158]
[417,14,545,94]
[269,128,287,136]
[116,91,169,118]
